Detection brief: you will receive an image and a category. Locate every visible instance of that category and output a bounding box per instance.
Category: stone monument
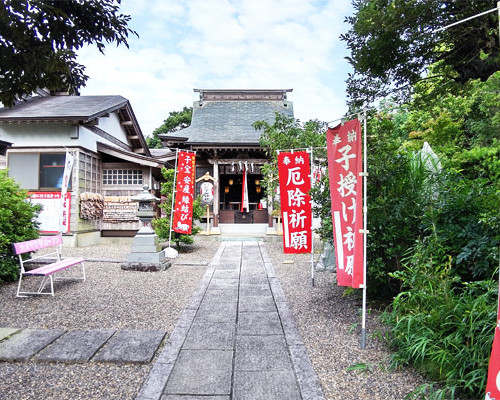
[121,185,170,272]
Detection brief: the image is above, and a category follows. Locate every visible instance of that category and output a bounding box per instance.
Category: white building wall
[97,111,129,144]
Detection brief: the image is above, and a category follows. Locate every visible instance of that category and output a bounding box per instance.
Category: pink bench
[13,235,85,297]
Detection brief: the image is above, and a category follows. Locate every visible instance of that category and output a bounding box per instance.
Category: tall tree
[0,0,137,106]
[147,106,192,148]
[342,0,500,108]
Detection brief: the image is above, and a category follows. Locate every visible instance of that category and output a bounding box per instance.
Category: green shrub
[152,167,202,250]
[0,170,40,282]
[383,242,498,399]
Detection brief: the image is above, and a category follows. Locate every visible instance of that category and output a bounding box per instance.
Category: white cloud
[78,0,353,136]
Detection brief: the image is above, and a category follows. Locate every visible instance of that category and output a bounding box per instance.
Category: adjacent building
[0,92,172,246]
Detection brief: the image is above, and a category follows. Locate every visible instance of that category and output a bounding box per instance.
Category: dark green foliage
[383,250,497,399]
[147,107,192,148]
[342,0,500,107]
[152,167,202,250]
[0,0,136,106]
[254,113,330,237]
[0,170,40,282]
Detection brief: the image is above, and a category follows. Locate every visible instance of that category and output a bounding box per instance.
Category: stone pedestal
[121,234,171,272]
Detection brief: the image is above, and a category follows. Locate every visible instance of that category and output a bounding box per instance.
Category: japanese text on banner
[326,119,364,288]
[172,151,196,234]
[278,151,312,254]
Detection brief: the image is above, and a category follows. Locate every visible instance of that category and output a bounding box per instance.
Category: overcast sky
[78,0,354,137]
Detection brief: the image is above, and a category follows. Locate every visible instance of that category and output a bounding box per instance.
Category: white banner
[60,151,75,232]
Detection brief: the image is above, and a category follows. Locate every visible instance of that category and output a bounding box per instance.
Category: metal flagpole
[168,149,179,249]
[310,147,315,287]
[360,109,369,349]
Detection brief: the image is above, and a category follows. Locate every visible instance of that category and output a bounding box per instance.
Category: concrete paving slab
[136,360,175,400]
[156,328,187,365]
[238,311,282,335]
[214,262,240,270]
[94,329,165,363]
[238,295,277,312]
[203,288,238,303]
[239,267,267,277]
[239,274,269,285]
[35,329,115,363]
[268,277,287,302]
[0,328,20,342]
[162,396,229,400]
[207,278,238,290]
[235,335,292,371]
[165,350,233,395]
[233,370,301,400]
[0,328,65,361]
[195,302,237,323]
[183,322,235,350]
[289,344,325,400]
[212,270,240,280]
[239,284,272,298]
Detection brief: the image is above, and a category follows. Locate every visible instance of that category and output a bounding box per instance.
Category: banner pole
[168,149,179,248]
[360,110,368,349]
[310,147,315,287]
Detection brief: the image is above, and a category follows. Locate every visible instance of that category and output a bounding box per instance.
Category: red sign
[278,151,312,254]
[326,119,364,288]
[486,296,500,400]
[172,151,196,234]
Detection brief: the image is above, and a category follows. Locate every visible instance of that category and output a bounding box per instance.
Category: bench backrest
[13,235,63,255]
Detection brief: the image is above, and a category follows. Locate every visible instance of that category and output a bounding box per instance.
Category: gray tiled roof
[163,99,294,145]
[0,95,128,121]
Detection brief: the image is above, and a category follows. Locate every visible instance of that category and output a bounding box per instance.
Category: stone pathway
[0,327,166,364]
[136,240,324,400]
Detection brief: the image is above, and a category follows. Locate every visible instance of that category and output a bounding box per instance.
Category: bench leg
[16,275,54,297]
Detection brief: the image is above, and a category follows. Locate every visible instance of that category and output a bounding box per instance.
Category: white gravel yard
[0,235,427,400]
[0,237,217,400]
[265,237,428,400]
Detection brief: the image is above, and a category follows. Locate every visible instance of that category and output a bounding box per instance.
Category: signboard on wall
[28,192,71,234]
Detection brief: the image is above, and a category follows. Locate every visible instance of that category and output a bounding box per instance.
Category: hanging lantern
[228,179,234,186]
[255,179,260,186]
[224,186,229,194]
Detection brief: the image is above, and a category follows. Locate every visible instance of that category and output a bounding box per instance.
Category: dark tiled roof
[0,95,128,122]
[163,99,294,145]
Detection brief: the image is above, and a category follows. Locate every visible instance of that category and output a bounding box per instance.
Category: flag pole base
[360,328,366,349]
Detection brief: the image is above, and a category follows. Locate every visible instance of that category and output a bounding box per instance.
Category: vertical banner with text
[278,151,312,254]
[326,119,364,288]
[172,151,196,234]
[60,150,74,233]
[486,287,500,400]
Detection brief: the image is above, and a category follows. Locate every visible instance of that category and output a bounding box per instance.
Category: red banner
[278,151,312,254]
[486,294,500,400]
[326,119,364,288]
[172,151,196,234]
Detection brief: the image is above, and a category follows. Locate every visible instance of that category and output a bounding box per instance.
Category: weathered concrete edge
[262,241,326,400]
[135,243,223,400]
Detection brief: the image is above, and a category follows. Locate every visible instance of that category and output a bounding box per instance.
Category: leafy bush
[152,167,202,250]
[0,170,40,282]
[383,244,497,399]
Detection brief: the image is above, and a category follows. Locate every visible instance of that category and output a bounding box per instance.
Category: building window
[8,152,71,190]
[40,153,67,189]
[103,169,143,185]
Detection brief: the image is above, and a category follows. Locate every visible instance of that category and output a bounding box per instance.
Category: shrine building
[160,89,294,235]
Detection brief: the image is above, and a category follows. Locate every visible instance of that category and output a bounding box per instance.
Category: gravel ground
[0,235,427,400]
[265,237,428,400]
[0,237,219,400]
